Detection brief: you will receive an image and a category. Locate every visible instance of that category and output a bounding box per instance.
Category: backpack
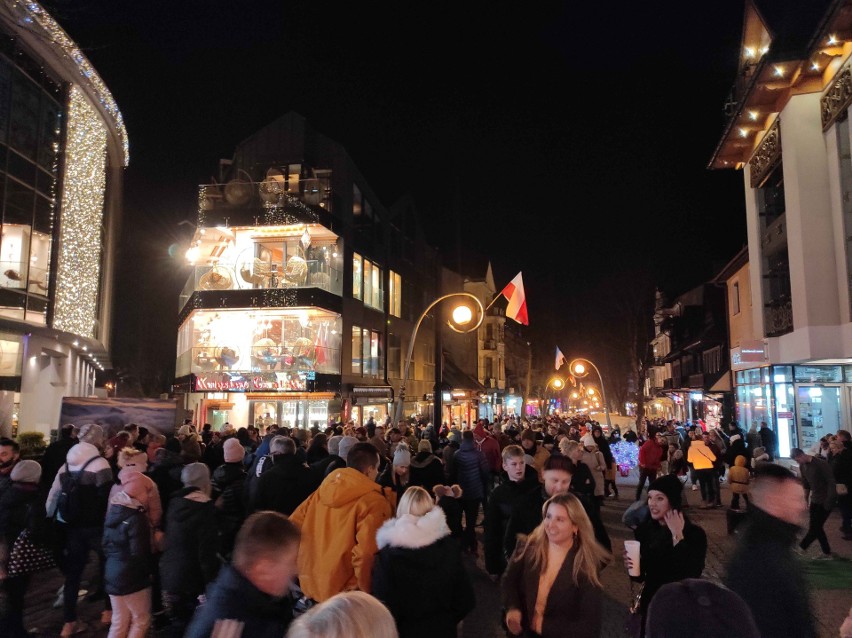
[56,456,98,524]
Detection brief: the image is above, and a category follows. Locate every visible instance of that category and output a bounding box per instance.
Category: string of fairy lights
[52,85,107,340]
[5,0,129,166]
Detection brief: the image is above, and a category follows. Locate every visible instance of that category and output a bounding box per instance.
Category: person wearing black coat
[0,460,46,638]
[629,475,706,638]
[409,443,445,496]
[372,489,475,638]
[725,463,816,638]
[250,442,316,516]
[38,424,77,495]
[148,447,184,512]
[159,463,220,637]
[211,442,247,559]
[102,491,153,638]
[450,432,490,554]
[725,434,748,469]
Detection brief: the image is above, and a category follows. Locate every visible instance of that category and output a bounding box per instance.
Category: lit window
[352,325,362,374]
[389,271,401,317]
[353,252,362,300]
[353,184,362,216]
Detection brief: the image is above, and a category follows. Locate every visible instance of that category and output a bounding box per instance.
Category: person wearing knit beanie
[393,446,411,467]
[78,423,105,447]
[648,473,683,510]
[338,435,358,464]
[10,458,41,484]
[118,447,148,470]
[223,437,245,463]
[181,462,212,497]
[327,435,343,456]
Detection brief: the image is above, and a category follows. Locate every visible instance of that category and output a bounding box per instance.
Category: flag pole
[484,291,502,312]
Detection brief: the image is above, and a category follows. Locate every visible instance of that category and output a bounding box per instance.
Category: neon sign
[194,371,308,393]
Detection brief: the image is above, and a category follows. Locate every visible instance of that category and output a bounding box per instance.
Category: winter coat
[250,454,316,515]
[372,508,475,638]
[409,452,444,495]
[0,482,45,547]
[109,467,163,535]
[475,435,502,474]
[686,440,716,471]
[525,442,551,480]
[484,466,541,575]
[502,543,602,638]
[148,449,184,511]
[569,461,597,500]
[725,506,816,638]
[746,428,762,453]
[185,564,293,638]
[102,494,152,596]
[831,446,852,491]
[289,467,395,601]
[450,439,490,501]
[725,436,748,468]
[759,427,777,461]
[581,448,606,497]
[728,456,750,495]
[211,461,247,557]
[798,456,836,509]
[633,516,707,616]
[638,440,664,471]
[38,437,76,494]
[159,487,220,597]
[45,441,113,527]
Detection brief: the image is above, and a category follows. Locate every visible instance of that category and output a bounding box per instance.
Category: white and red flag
[500,272,528,325]
[555,347,566,370]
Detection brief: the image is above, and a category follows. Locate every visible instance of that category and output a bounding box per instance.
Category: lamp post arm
[393,292,483,427]
[584,359,611,428]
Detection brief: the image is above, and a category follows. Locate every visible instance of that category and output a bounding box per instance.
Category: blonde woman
[502,493,610,638]
[371,486,474,637]
[286,591,398,638]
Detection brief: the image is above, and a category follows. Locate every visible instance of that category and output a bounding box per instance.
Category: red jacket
[476,435,502,474]
[638,440,664,471]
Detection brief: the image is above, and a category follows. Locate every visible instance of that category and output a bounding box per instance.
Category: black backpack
[56,456,97,524]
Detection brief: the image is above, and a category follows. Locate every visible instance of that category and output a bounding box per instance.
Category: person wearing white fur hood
[372,486,475,638]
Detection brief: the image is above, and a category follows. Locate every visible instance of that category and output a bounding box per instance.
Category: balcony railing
[180,261,342,310]
[177,345,341,378]
[764,297,793,338]
[199,177,332,215]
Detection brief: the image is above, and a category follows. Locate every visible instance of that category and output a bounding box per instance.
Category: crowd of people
[0,411,848,637]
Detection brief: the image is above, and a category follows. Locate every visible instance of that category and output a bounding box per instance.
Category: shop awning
[442,355,486,392]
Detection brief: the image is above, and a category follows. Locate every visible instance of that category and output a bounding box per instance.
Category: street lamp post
[393,293,484,427]
[569,358,611,428]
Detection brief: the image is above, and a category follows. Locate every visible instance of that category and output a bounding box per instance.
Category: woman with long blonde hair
[502,492,610,637]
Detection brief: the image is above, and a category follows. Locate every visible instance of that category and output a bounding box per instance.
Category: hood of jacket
[411,452,440,469]
[66,441,103,468]
[105,493,145,526]
[167,487,212,525]
[376,507,450,549]
[317,467,383,509]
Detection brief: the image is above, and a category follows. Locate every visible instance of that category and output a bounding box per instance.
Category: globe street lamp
[393,293,484,427]
[546,376,567,415]
[569,357,611,428]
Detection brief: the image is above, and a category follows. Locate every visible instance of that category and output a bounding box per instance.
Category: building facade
[174,113,441,430]
[0,2,126,437]
[711,0,852,454]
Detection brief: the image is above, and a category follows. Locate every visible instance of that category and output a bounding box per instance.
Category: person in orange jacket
[289,442,395,603]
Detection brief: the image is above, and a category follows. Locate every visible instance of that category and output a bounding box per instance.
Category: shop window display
[177,308,342,378]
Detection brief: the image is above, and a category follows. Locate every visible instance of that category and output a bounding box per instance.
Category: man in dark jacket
[725,463,815,638]
[185,511,300,638]
[484,444,540,577]
[792,447,836,558]
[250,437,315,515]
[450,430,490,554]
[38,424,77,496]
[758,422,777,461]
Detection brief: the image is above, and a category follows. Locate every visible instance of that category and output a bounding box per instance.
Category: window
[353,184,362,216]
[703,347,722,374]
[370,262,382,309]
[357,257,383,311]
[389,271,401,317]
[353,253,362,300]
[352,325,363,374]
[732,281,740,315]
[364,260,373,306]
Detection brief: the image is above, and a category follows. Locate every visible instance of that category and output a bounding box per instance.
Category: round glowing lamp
[452,305,473,326]
[551,378,564,389]
[573,362,586,376]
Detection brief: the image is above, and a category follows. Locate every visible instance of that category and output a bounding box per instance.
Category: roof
[442,353,485,392]
[711,245,749,284]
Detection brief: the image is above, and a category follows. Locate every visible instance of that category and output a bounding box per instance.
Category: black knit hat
[646,579,760,638]
[648,474,683,510]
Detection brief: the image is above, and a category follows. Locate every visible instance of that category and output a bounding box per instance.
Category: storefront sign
[777,411,793,419]
[194,371,308,393]
[731,341,767,370]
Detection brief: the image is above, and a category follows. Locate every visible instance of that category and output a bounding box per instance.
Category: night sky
[44,1,749,393]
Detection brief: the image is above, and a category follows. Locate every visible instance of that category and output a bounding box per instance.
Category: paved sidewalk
[18,471,852,636]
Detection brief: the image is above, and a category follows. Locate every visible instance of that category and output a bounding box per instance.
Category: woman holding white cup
[623,474,707,638]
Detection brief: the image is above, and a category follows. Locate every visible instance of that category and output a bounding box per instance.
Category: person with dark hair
[185,511,300,638]
[791,447,836,559]
[758,421,777,461]
[0,437,21,494]
[725,463,815,638]
[305,433,329,465]
[451,430,490,555]
[39,425,77,495]
[624,474,706,638]
[289,442,394,602]
[646,579,760,638]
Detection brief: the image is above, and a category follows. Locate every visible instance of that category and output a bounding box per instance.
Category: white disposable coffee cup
[624,540,641,577]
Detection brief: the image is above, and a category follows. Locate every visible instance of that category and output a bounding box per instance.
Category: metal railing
[179,261,342,310]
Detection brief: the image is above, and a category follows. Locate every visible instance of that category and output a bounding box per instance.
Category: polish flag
[555,347,566,370]
[500,272,528,325]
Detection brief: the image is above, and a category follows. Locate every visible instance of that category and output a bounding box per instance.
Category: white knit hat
[393,446,411,467]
